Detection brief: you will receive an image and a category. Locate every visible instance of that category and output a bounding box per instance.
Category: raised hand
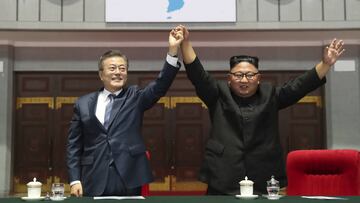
[169,28,184,48]
[323,39,345,66]
[175,25,189,41]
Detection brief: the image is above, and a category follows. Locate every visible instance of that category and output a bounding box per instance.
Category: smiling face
[228,61,261,98]
[98,56,128,93]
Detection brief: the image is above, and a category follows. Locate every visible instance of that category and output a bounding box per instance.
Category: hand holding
[175,25,189,41]
[169,28,184,48]
[323,38,345,66]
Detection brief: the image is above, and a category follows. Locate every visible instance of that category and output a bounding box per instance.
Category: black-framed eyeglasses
[229,72,259,80]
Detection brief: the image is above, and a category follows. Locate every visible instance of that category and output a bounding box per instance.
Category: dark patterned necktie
[104,94,115,129]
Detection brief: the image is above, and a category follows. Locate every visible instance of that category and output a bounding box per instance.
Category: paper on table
[301,196,348,200]
[94,196,145,200]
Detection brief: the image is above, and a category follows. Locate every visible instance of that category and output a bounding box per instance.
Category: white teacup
[27,178,42,198]
[239,176,254,196]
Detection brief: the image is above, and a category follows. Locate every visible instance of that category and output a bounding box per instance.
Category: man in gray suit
[67,28,184,197]
[177,25,345,195]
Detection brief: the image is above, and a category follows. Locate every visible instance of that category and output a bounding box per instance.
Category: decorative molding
[55,97,78,110]
[171,175,207,191]
[16,97,54,109]
[149,175,171,191]
[157,97,170,109]
[149,175,207,191]
[170,97,207,109]
[298,96,322,108]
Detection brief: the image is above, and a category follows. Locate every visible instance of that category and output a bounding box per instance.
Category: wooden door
[141,74,210,194]
[14,72,101,193]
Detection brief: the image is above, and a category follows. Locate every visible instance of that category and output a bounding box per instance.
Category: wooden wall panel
[60,75,101,95]
[175,123,204,180]
[289,123,322,149]
[143,103,170,182]
[53,103,74,182]
[15,103,52,186]
[17,75,53,97]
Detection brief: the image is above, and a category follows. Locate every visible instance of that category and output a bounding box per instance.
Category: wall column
[0,45,14,196]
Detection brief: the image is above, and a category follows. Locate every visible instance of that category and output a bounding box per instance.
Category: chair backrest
[286,149,360,196]
[141,151,151,196]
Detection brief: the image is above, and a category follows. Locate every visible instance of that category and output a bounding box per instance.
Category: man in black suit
[176,25,345,195]
[67,28,184,197]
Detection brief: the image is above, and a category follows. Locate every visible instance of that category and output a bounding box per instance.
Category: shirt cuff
[166,54,180,68]
[70,180,81,186]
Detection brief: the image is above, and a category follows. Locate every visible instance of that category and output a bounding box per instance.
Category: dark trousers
[102,164,141,196]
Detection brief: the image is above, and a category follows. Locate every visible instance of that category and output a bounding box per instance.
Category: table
[2,195,360,203]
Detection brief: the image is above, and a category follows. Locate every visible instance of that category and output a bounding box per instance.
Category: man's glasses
[229,72,259,80]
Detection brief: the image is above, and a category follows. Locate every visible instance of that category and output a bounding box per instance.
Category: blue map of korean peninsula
[167,0,184,13]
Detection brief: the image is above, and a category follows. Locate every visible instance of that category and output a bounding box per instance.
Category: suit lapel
[88,91,105,131]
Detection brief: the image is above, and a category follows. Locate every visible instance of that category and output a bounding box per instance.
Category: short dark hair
[229,55,259,70]
[98,50,129,71]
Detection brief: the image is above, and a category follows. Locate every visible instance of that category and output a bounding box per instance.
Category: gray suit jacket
[67,61,179,196]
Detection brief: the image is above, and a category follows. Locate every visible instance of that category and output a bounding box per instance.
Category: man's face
[99,56,128,93]
[227,62,260,98]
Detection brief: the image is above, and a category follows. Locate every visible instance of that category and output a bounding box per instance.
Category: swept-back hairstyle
[229,55,259,70]
[98,50,129,71]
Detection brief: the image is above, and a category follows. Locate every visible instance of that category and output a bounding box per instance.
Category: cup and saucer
[265,176,282,200]
[49,196,67,201]
[235,176,259,200]
[22,177,45,201]
[235,194,259,200]
[263,194,283,200]
[21,196,45,201]
[50,183,66,201]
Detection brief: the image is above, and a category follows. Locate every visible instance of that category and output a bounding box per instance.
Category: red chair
[141,151,151,196]
[286,149,360,196]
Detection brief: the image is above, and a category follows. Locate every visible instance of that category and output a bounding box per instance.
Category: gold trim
[55,97,78,110]
[298,96,322,108]
[170,97,207,109]
[149,175,171,191]
[171,175,207,191]
[16,97,54,109]
[157,97,170,109]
